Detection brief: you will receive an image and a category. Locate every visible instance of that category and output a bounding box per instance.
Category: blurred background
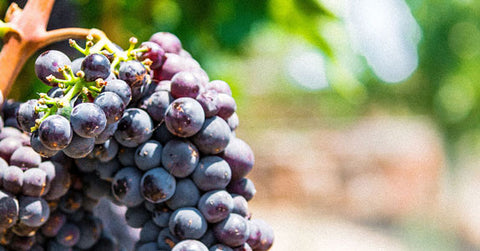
[3,0,480,250]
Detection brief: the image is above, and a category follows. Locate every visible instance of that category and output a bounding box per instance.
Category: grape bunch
[5,31,274,250]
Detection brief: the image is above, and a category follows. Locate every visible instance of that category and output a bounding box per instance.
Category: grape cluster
[5,31,274,250]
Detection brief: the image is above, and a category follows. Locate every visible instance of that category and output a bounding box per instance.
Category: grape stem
[0,0,108,98]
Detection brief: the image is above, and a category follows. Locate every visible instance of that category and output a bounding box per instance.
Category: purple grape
[149,32,182,54]
[153,122,178,144]
[81,53,111,82]
[111,167,144,207]
[192,156,231,191]
[139,90,173,122]
[3,165,24,194]
[58,190,83,214]
[114,108,154,148]
[125,205,150,228]
[232,194,249,218]
[41,161,71,201]
[94,158,120,181]
[9,235,35,251]
[0,136,23,162]
[56,223,80,247]
[171,71,202,99]
[94,91,125,124]
[18,196,50,227]
[157,228,179,249]
[91,138,119,162]
[22,168,48,197]
[169,207,207,240]
[94,121,118,144]
[10,146,42,169]
[41,210,67,237]
[30,131,59,157]
[164,97,205,137]
[152,204,172,227]
[207,80,232,96]
[191,116,231,155]
[172,240,208,251]
[0,190,19,228]
[17,99,41,133]
[210,244,233,251]
[227,112,239,131]
[213,213,249,247]
[75,215,103,249]
[103,79,132,107]
[216,93,236,120]
[154,53,192,81]
[35,50,71,86]
[70,103,107,138]
[226,178,256,201]
[139,220,161,243]
[71,57,84,75]
[119,60,148,87]
[138,41,166,69]
[117,147,136,166]
[165,178,200,210]
[220,137,254,181]
[247,219,274,250]
[140,167,176,203]
[196,89,219,118]
[62,133,95,159]
[38,115,73,150]
[135,140,163,171]
[198,190,234,223]
[162,139,200,178]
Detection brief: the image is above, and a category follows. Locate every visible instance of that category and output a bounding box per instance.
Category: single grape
[114,108,154,148]
[41,210,67,237]
[18,196,50,227]
[207,80,232,96]
[165,178,200,210]
[152,204,172,227]
[91,138,119,162]
[125,205,150,228]
[247,219,274,250]
[172,240,208,251]
[62,133,95,159]
[82,174,111,200]
[56,223,81,247]
[118,60,148,87]
[227,112,239,131]
[10,146,42,169]
[199,229,217,247]
[75,215,103,249]
[140,167,176,203]
[231,194,249,218]
[0,190,19,228]
[94,92,125,124]
[22,168,48,197]
[196,89,219,118]
[17,99,41,133]
[209,244,233,251]
[0,136,23,162]
[117,147,136,166]
[41,161,71,201]
[30,131,59,157]
[34,50,71,86]
[157,227,179,249]
[155,53,197,81]
[153,122,178,144]
[134,140,163,171]
[58,190,83,214]
[149,32,182,54]
[197,190,234,223]
[220,137,254,181]
[138,41,166,69]
[102,79,132,107]
[38,115,73,150]
[3,165,24,194]
[169,207,207,240]
[164,97,205,138]
[162,139,199,178]
[213,213,249,247]
[139,220,161,243]
[95,158,121,181]
[216,93,236,120]
[139,90,173,122]
[94,121,118,144]
[111,167,144,207]
[81,53,111,82]
[70,103,107,138]
[226,178,256,201]
[171,71,202,99]
[192,156,231,191]
[191,116,231,155]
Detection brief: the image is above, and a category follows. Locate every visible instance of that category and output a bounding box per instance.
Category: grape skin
[168,207,207,240]
[134,140,163,171]
[34,50,71,86]
[162,139,200,178]
[140,167,176,203]
[114,108,154,148]
[70,103,107,139]
[38,115,73,151]
[192,156,232,191]
[164,97,205,138]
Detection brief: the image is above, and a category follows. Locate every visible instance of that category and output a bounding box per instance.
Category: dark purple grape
[210,244,233,251]
[111,167,144,207]
[139,90,173,122]
[247,219,274,250]
[0,136,23,162]
[220,137,254,181]
[152,204,171,227]
[18,196,50,227]
[192,156,231,191]
[91,138,119,162]
[191,116,231,155]
[114,108,154,148]
[207,80,232,96]
[137,242,160,251]
[62,133,95,159]
[0,190,19,228]
[103,79,132,107]
[75,215,102,249]
[135,140,163,171]
[198,190,234,223]
[196,89,219,118]
[70,103,107,138]
[171,71,202,99]
[139,220,161,243]
[125,205,150,228]
[227,112,239,131]
[59,190,83,214]
[231,194,249,218]
[38,115,73,150]
[166,178,200,210]
[154,53,200,81]
[119,60,148,87]
[8,235,35,251]
[157,228,179,249]
[149,32,182,54]
[74,155,100,173]
[82,174,111,200]
[94,121,118,144]
[41,211,67,237]
[190,68,210,86]
[30,131,59,157]
[216,94,236,120]
[94,92,125,124]
[70,57,84,75]
[35,50,71,86]
[172,240,208,251]
[138,41,166,69]
[17,99,41,133]
[199,229,217,247]
[162,139,199,178]
[213,213,249,247]
[226,178,256,201]
[22,168,48,197]
[10,146,42,169]
[56,223,80,247]
[47,240,72,251]
[94,158,120,181]
[140,167,176,203]
[81,53,111,82]
[164,97,205,137]
[169,207,207,240]
[3,165,24,194]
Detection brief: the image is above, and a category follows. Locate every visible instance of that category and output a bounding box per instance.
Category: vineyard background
[3,0,480,250]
